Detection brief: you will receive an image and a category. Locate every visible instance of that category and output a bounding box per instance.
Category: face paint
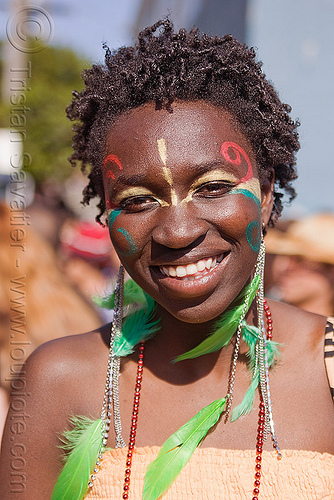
[220,140,261,204]
[103,154,123,179]
[157,138,178,206]
[246,220,261,252]
[221,141,262,252]
[108,209,137,257]
[181,169,238,205]
[230,188,261,210]
[220,142,253,183]
[113,186,169,208]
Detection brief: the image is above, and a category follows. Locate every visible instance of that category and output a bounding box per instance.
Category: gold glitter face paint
[181,169,239,204]
[113,186,169,208]
[231,177,261,204]
[157,138,178,206]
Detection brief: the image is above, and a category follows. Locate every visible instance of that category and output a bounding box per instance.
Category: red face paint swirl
[220,142,253,183]
[103,154,123,179]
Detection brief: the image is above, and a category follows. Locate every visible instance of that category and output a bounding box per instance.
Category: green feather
[231,368,260,421]
[93,278,147,310]
[51,416,103,500]
[143,398,226,500]
[114,293,160,356]
[242,322,261,371]
[231,322,281,421]
[173,276,259,362]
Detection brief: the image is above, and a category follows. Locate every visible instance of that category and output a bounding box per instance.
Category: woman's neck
[142,303,255,383]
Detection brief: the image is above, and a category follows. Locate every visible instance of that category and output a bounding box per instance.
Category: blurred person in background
[59,218,120,321]
[265,213,334,316]
[0,201,102,439]
[59,219,120,297]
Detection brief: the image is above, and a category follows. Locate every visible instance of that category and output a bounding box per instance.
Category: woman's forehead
[105,100,254,161]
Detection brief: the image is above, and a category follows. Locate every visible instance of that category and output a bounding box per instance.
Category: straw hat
[265,213,334,265]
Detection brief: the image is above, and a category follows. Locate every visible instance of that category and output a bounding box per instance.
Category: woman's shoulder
[23,325,110,414]
[268,299,328,345]
[27,324,109,371]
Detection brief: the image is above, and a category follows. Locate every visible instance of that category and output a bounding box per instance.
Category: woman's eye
[194,181,235,197]
[119,196,160,213]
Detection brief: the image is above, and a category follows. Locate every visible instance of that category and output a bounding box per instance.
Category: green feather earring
[52,275,161,499]
[173,275,259,362]
[143,398,226,500]
[51,417,104,500]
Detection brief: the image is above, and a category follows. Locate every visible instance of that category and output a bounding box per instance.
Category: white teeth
[205,258,212,270]
[176,266,187,277]
[160,254,224,278]
[169,267,176,277]
[197,260,206,272]
[186,264,198,275]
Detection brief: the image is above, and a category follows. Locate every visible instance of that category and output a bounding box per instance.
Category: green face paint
[246,220,261,252]
[229,188,261,211]
[227,189,261,252]
[108,209,138,257]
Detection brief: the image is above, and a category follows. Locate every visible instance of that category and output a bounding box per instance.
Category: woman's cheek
[209,189,261,253]
[229,179,262,253]
[108,210,139,257]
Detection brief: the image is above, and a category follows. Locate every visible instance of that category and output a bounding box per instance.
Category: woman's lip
[150,252,230,299]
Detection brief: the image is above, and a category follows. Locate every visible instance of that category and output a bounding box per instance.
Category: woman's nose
[151,205,207,249]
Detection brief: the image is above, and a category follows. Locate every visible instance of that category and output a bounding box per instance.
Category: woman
[0,20,333,499]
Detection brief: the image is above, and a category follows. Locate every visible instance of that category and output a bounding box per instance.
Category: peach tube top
[84,446,334,499]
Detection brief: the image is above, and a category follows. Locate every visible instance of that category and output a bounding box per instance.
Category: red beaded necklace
[122,300,274,500]
[252,298,273,500]
[122,341,145,499]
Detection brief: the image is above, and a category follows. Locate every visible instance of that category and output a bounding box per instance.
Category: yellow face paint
[157,138,178,206]
[113,186,169,208]
[157,138,167,166]
[231,177,261,203]
[181,169,239,204]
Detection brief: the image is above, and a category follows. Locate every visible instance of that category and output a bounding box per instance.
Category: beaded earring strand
[89,265,127,489]
[252,298,279,500]
[50,266,126,500]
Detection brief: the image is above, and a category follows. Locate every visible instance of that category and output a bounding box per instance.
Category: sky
[1,0,333,217]
[0,0,142,63]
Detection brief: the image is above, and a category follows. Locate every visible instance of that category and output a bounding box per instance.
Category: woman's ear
[261,169,275,227]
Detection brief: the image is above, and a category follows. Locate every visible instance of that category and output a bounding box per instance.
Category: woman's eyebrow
[188,159,242,177]
[111,173,149,188]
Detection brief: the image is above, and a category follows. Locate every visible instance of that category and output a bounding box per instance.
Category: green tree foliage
[1,43,88,184]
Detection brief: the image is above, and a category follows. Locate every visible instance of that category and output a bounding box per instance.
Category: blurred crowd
[1,177,334,439]
[0,179,120,438]
[265,214,334,318]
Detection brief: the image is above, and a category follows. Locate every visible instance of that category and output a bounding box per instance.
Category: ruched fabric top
[84,320,334,499]
[84,447,334,499]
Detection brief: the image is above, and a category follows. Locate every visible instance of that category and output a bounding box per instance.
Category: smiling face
[103,100,273,323]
